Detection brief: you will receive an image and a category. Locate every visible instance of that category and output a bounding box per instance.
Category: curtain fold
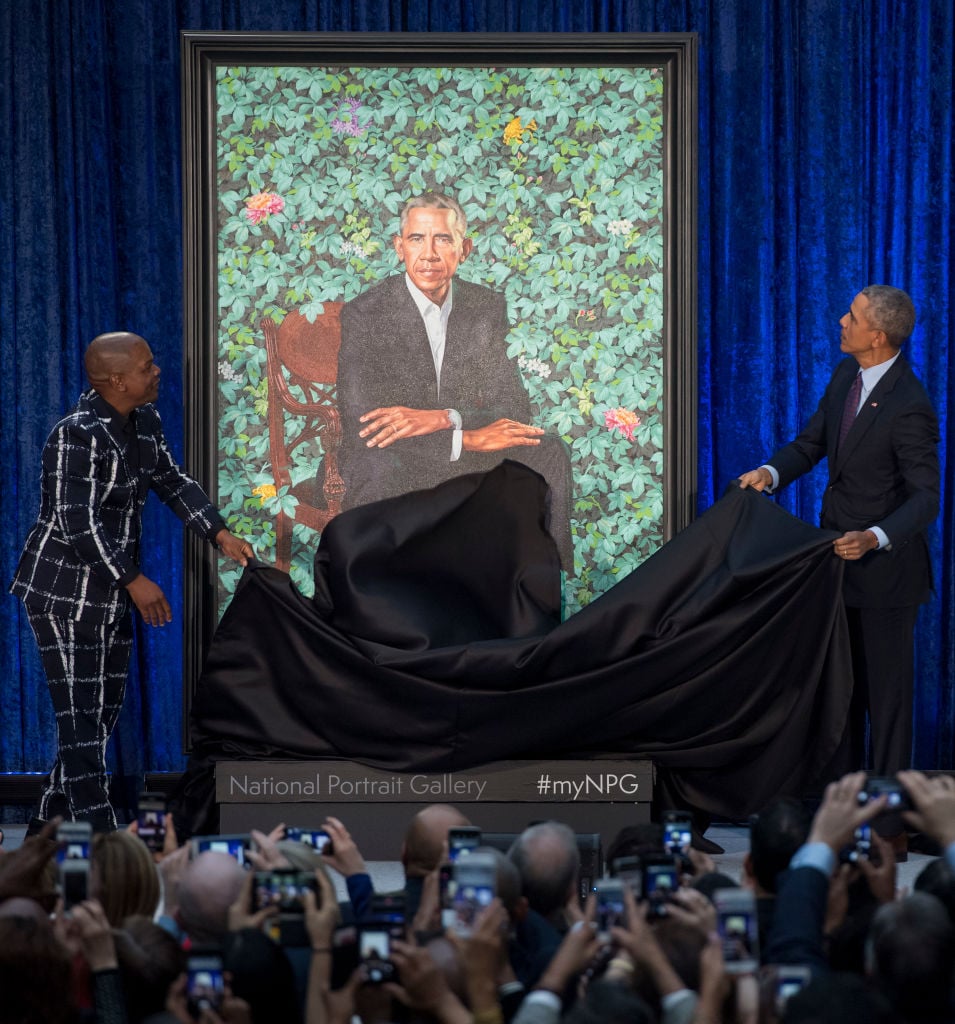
[2,0,952,786]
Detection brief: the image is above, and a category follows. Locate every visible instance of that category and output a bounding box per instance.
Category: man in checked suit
[739,285,940,786]
[337,191,573,568]
[10,332,254,832]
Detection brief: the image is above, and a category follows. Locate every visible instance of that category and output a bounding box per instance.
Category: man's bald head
[175,851,245,944]
[84,332,148,382]
[83,332,160,414]
[401,804,471,876]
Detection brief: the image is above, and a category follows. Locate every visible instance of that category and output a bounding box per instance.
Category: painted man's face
[394,207,472,306]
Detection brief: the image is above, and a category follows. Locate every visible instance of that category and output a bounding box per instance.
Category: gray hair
[398,192,468,239]
[861,285,916,347]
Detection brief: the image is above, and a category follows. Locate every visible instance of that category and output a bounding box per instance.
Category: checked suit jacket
[768,354,940,608]
[10,389,224,625]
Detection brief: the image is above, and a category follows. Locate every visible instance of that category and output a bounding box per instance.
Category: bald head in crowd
[175,851,245,945]
[401,804,471,877]
[508,821,579,922]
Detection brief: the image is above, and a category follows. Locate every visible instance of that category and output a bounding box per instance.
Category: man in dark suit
[739,285,940,784]
[337,192,573,567]
[10,332,254,832]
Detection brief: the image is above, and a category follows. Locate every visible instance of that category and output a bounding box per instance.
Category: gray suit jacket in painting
[10,389,224,625]
[337,274,534,509]
[769,354,939,608]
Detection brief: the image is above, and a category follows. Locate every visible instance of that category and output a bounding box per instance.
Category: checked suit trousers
[27,608,133,831]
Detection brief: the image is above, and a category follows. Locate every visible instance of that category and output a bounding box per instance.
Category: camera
[285,827,333,854]
[609,855,642,899]
[713,888,759,973]
[189,833,253,866]
[839,823,872,865]
[640,854,679,919]
[359,925,396,984]
[56,821,92,911]
[136,791,166,854]
[447,826,482,862]
[594,877,627,940]
[186,950,225,1019]
[857,777,912,812]
[662,812,693,857]
[252,869,318,914]
[447,851,496,936]
[773,964,811,1014]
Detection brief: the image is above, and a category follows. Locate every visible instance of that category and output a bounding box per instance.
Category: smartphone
[56,821,92,911]
[359,925,396,984]
[594,877,627,940]
[641,854,679,918]
[369,892,406,933]
[186,951,225,1019]
[137,791,167,854]
[773,964,812,1014]
[839,823,872,865]
[189,833,252,866]
[857,776,912,812]
[285,827,333,854]
[449,851,496,936]
[663,812,693,857]
[609,855,642,899]
[448,826,482,862]
[714,888,759,973]
[252,869,318,914]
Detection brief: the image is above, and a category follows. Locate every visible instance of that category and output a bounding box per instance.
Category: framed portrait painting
[181,31,698,713]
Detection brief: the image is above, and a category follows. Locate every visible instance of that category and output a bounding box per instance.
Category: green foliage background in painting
[215,64,664,617]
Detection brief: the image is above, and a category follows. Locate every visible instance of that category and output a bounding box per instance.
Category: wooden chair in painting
[262,305,345,571]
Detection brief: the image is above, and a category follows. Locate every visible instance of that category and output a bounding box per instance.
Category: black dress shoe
[691,828,725,855]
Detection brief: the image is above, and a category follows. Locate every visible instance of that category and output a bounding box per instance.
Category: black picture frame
[180,30,698,743]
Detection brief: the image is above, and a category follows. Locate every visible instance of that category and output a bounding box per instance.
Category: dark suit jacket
[769,355,939,607]
[337,274,533,508]
[10,390,224,625]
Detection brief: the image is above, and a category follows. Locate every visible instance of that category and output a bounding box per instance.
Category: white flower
[607,218,634,236]
[218,360,241,382]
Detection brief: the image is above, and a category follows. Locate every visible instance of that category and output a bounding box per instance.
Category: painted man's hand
[359,406,450,447]
[462,419,544,452]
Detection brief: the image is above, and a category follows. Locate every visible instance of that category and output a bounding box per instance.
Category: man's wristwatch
[446,408,462,430]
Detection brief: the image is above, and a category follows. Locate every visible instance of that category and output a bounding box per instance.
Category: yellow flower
[252,484,277,505]
[503,116,537,145]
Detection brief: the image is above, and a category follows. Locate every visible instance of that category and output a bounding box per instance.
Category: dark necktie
[837,372,863,450]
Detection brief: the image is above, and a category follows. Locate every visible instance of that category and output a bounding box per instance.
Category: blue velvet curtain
[2,1,952,790]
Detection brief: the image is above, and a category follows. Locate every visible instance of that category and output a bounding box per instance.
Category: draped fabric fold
[174,461,851,834]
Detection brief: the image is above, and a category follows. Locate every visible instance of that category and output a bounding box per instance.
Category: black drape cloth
[173,461,851,835]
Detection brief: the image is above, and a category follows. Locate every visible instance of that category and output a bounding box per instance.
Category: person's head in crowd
[507,820,579,923]
[604,823,664,866]
[866,892,955,1022]
[0,914,74,1024]
[175,850,245,944]
[826,874,881,975]
[690,871,738,903]
[914,855,955,925]
[562,977,655,1024]
[401,804,471,878]
[113,914,186,1023]
[781,971,896,1024]
[91,828,161,926]
[223,926,303,1024]
[746,797,811,895]
[645,916,705,997]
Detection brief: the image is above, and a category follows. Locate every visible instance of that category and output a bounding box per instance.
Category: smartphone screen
[190,834,251,866]
[137,792,166,854]
[186,953,225,1017]
[714,889,759,973]
[359,928,395,983]
[450,852,496,936]
[663,813,693,856]
[285,827,332,853]
[447,826,482,862]
[594,879,627,939]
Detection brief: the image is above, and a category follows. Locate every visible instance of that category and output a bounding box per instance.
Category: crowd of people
[2,770,955,1023]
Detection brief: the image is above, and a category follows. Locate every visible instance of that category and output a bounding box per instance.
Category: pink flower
[604,407,641,442]
[244,191,285,224]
